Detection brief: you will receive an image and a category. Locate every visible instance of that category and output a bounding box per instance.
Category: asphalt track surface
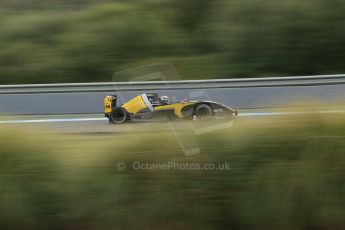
[1,74,345,133]
[1,84,345,115]
[1,108,344,133]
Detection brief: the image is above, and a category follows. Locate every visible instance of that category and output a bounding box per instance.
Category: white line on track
[0,118,107,124]
[240,110,345,117]
[0,110,344,124]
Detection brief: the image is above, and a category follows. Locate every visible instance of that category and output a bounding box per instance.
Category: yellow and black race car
[104,93,237,124]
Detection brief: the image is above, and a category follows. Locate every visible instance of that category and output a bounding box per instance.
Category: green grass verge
[0,112,345,229]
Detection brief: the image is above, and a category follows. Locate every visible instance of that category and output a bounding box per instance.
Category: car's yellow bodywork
[104,94,195,119]
[122,95,148,114]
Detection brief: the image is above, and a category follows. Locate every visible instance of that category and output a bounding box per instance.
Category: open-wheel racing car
[104,93,237,124]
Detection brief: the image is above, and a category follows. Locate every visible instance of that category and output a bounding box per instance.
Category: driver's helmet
[160,96,170,104]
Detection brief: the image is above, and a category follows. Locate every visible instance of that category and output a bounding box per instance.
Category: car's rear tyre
[110,107,128,124]
[194,104,213,119]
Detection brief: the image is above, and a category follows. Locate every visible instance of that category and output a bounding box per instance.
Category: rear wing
[104,95,117,114]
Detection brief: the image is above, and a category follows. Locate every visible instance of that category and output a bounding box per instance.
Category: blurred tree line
[0,0,344,84]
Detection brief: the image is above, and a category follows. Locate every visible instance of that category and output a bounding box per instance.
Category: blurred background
[1,112,345,229]
[0,0,345,84]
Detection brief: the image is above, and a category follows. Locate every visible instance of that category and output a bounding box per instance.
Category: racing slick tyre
[194,104,213,119]
[110,107,128,124]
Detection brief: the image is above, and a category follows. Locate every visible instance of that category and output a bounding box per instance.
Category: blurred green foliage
[0,0,345,84]
[1,113,345,229]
